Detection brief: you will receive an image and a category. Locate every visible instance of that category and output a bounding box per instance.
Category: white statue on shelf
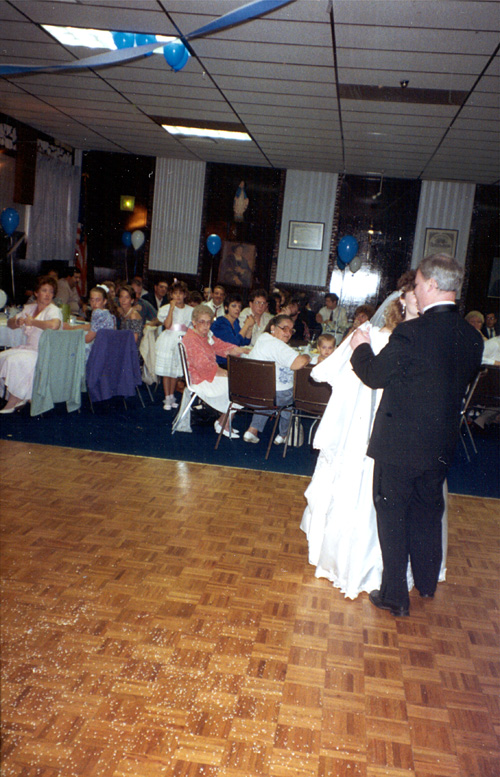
[233,180,249,222]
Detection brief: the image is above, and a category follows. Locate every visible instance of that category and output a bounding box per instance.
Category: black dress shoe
[419,593,434,599]
[369,589,409,617]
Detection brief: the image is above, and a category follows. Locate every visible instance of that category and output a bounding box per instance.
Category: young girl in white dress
[301,272,448,599]
[156,281,193,410]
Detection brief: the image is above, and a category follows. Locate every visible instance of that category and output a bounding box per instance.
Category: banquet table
[0,321,26,348]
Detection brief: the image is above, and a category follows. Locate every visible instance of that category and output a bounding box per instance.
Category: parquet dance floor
[1,440,499,777]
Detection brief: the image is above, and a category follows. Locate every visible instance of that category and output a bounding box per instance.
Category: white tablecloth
[0,325,26,348]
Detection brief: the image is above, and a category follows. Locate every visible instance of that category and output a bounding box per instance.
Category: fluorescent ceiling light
[162,125,251,141]
[42,25,173,52]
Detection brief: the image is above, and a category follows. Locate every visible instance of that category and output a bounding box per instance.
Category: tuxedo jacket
[142,291,167,311]
[351,305,484,469]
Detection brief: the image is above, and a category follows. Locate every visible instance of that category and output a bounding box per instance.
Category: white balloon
[349,255,362,273]
[131,229,145,250]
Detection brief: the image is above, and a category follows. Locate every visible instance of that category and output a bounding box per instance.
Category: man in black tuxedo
[350,254,483,616]
[143,280,168,311]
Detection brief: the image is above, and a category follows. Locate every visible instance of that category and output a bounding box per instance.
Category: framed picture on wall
[423,228,458,258]
[218,242,256,288]
[288,221,325,251]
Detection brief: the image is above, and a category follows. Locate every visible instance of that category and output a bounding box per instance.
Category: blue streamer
[186,0,294,41]
[0,0,296,78]
[0,40,161,77]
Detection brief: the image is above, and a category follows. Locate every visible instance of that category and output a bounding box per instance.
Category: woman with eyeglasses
[243,314,310,445]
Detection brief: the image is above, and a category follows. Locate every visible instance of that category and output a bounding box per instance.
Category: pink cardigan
[183,328,237,384]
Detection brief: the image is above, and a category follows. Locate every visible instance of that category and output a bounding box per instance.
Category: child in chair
[311,333,336,364]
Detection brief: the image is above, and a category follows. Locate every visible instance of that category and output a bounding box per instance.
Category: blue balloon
[1,207,19,236]
[112,32,135,50]
[122,231,132,247]
[206,234,222,256]
[135,34,156,57]
[337,235,358,264]
[163,40,189,71]
[337,257,346,271]
[173,45,190,72]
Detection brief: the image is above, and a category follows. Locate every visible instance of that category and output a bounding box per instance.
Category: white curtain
[149,158,206,274]
[26,154,81,264]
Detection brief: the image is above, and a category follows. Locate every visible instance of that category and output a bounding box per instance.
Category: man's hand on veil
[350,328,371,350]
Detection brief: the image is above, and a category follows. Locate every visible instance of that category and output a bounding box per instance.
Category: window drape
[26,154,81,264]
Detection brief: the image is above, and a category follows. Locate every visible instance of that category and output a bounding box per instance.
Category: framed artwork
[288,221,325,251]
[423,228,458,258]
[487,257,500,298]
[218,241,256,288]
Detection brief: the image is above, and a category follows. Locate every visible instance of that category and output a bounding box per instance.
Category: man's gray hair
[418,253,463,293]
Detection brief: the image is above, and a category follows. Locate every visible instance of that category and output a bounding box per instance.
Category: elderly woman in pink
[182,304,248,438]
[0,275,62,413]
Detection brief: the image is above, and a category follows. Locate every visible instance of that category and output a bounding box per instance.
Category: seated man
[143,279,169,311]
[316,293,348,345]
[132,276,148,298]
[239,288,272,345]
[131,278,158,324]
[57,268,82,315]
[206,285,225,318]
[482,312,499,340]
[282,298,310,345]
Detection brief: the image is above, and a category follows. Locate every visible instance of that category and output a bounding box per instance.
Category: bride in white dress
[301,274,448,599]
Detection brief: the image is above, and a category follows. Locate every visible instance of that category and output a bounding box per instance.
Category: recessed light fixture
[162,125,251,141]
[42,25,173,52]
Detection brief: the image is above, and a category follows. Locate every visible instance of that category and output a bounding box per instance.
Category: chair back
[293,364,332,415]
[472,365,500,407]
[179,342,196,392]
[227,355,276,409]
[86,329,142,402]
[31,329,86,416]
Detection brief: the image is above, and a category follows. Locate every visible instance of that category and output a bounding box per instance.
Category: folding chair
[460,366,500,460]
[171,342,205,434]
[86,329,143,409]
[215,355,289,460]
[282,364,332,457]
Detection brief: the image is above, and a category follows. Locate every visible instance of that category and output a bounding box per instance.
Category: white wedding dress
[301,323,447,599]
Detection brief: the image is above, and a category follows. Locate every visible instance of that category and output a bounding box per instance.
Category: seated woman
[0,275,62,413]
[211,293,254,367]
[182,304,248,438]
[465,310,487,341]
[243,313,310,446]
[341,303,376,342]
[64,285,116,361]
[117,284,144,344]
[156,281,193,410]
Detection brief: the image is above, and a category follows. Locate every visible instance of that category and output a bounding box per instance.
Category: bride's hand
[350,329,371,350]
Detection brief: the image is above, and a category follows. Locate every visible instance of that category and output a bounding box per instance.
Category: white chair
[171,342,204,434]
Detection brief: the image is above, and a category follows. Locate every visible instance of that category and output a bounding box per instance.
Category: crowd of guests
[1,267,498,434]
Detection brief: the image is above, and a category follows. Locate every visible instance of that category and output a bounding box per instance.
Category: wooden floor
[1,441,499,777]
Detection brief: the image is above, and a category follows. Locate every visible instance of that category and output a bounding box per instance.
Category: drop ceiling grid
[0,0,497,182]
